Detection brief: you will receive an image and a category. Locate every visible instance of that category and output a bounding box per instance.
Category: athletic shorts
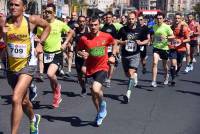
[7,65,36,89]
[87,70,107,85]
[168,49,185,64]
[122,53,140,72]
[43,52,63,73]
[75,56,85,75]
[189,40,198,48]
[140,46,147,58]
[169,49,177,59]
[177,51,185,64]
[153,48,169,60]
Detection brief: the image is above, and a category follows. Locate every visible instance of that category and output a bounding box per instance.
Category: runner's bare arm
[62,29,74,48]
[29,15,51,44]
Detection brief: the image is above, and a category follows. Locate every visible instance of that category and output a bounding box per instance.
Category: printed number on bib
[125,41,137,52]
[107,45,112,52]
[44,53,55,63]
[172,39,181,47]
[7,43,27,58]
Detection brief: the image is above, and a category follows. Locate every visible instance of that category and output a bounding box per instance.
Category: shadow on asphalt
[1,95,12,105]
[32,101,54,109]
[176,90,200,97]
[87,93,130,104]
[43,91,80,97]
[179,79,200,85]
[42,115,97,127]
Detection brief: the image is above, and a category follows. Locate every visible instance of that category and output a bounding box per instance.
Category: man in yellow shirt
[0,0,50,133]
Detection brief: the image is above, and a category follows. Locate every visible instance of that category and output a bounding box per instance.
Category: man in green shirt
[151,12,174,87]
[41,3,74,108]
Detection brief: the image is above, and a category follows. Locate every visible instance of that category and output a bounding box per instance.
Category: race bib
[154,36,162,43]
[44,53,55,63]
[107,45,112,52]
[172,39,181,47]
[7,43,27,58]
[125,41,137,52]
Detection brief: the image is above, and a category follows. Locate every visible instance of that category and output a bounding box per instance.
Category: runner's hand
[35,43,43,55]
[81,50,89,60]
[108,56,115,64]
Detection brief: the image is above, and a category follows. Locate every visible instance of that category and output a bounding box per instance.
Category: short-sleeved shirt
[118,25,142,57]
[37,19,71,52]
[170,23,190,52]
[77,31,114,76]
[153,23,173,50]
[101,23,119,39]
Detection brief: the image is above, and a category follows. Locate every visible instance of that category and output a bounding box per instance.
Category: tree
[193,2,200,16]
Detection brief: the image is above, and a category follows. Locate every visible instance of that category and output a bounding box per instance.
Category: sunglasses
[45,10,54,14]
[9,3,20,7]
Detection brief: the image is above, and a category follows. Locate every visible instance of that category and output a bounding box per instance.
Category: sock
[170,66,176,80]
[32,115,36,122]
[127,78,134,91]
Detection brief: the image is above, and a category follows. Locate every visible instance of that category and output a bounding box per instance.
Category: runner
[151,12,174,87]
[0,0,50,134]
[184,13,200,73]
[0,13,6,78]
[137,14,151,74]
[118,12,150,103]
[74,16,90,96]
[169,12,190,86]
[38,3,74,108]
[77,16,117,126]
[101,11,122,88]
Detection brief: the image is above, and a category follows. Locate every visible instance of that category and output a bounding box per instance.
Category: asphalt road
[1,48,200,134]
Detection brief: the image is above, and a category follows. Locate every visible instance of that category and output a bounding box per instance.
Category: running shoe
[52,84,62,108]
[151,81,157,87]
[163,74,169,85]
[30,114,41,134]
[123,90,131,104]
[80,88,87,97]
[95,101,107,126]
[184,65,190,73]
[189,63,193,71]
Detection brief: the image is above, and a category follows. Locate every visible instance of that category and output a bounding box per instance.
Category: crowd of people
[0,0,200,134]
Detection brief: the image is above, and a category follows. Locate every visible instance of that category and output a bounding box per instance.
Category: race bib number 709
[7,43,27,58]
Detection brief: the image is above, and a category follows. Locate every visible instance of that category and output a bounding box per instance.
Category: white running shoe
[151,81,157,87]
[184,65,190,73]
[164,74,169,85]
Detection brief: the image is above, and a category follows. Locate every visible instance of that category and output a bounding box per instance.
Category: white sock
[32,115,36,122]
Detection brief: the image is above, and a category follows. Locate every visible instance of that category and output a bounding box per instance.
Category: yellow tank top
[6,16,31,72]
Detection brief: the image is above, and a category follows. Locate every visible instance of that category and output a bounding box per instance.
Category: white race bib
[172,39,181,47]
[7,43,27,58]
[44,53,55,63]
[107,45,112,52]
[154,36,162,43]
[125,41,137,52]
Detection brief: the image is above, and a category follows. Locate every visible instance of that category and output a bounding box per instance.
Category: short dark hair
[106,11,113,17]
[78,16,86,20]
[22,0,27,5]
[155,12,165,18]
[175,12,182,17]
[46,3,56,12]
[89,16,100,23]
